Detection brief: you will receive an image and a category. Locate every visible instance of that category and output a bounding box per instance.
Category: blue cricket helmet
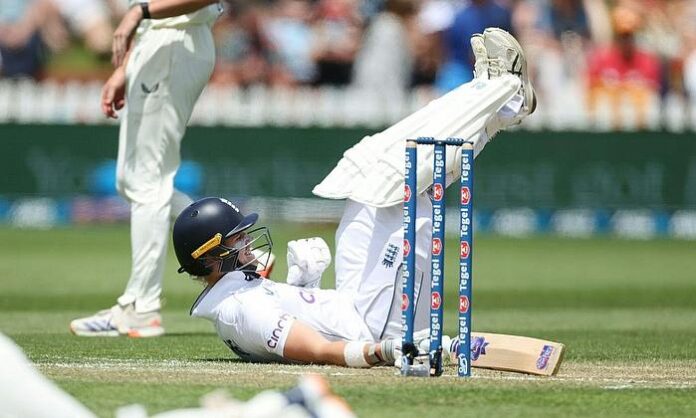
[173,197,258,277]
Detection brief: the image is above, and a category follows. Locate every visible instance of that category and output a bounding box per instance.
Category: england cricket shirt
[190,271,373,363]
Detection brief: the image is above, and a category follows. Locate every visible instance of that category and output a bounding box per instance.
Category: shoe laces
[473,62,488,78]
[487,54,522,76]
[487,58,505,77]
[487,57,528,107]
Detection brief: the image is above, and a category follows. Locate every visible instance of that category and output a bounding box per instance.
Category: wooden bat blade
[468,332,565,376]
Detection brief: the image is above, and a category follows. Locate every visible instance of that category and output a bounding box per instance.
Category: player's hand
[413,331,454,363]
[101,68,126,119]
[286,237,332,288]
[112,6,142,67]
[376,339,402,366]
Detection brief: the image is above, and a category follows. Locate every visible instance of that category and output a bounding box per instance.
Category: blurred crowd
[2,0,696,128]
[0,0,124,75]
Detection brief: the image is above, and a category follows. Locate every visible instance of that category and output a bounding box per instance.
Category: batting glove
[286,237,332,288]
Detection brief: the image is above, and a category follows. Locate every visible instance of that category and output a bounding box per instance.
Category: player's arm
[112,0,220,67]
[101,48,133,118]
[283,320,400,368]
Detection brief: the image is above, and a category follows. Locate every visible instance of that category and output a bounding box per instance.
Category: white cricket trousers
[333,76,525,340]
[0,333,97,418]
[336,195,433,341]
[313,75,522,207]
[116,25,215,313]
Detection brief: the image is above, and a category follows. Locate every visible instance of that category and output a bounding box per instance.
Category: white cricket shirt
[190,272,373,363]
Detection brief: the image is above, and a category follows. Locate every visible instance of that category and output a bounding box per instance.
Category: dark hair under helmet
[173,197,258,276]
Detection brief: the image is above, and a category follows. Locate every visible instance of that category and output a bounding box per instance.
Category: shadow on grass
[197,358,245,363]
[161,332,216,338]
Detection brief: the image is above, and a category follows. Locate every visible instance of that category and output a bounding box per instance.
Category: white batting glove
[286,237,332,288]
[392,331,454,367]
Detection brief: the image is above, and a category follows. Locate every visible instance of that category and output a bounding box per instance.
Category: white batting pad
[313,75,521,207]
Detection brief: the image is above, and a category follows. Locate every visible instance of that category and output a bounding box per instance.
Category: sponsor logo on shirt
[299,290,315,304]
[267,313,291,349]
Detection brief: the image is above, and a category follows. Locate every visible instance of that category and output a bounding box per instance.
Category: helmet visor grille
[206,227,273,274]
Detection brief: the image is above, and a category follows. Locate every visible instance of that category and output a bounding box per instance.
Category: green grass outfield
[1,225,695,417]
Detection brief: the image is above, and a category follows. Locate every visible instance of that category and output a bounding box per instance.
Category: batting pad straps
[343,342,370,368]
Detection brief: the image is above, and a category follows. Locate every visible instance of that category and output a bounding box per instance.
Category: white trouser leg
[170,189,194,221]
[313,75,522,207]
[0,334,97,418]
[335,195,433,340]
[333,199,374,296]
[116,26,214,313]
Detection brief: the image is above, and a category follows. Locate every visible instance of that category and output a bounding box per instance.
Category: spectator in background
[437,0,512,93]
[211,3,272,86]
[311,0,362,86]
[412,0,455,88]
[680,0,696,110]
[586,5,661,129]
[686,47,696,101]
[49,0,115,58]
[631,0,693,103]
[264,0,317,86]
[351,0,419,94]
[0,0,67,79]
[539,0,591,41]
[511,0,604,126]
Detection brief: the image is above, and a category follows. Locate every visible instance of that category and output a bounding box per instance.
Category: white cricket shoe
[483,27,537,117]
[70,304,164,338]
[470,34,488,79]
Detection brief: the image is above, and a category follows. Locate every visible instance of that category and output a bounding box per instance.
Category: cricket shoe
[70,303,164,338]
[470,34,488,79]
[483,27,537,118]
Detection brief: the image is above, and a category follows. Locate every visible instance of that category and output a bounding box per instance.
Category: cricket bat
[466,332,565,376]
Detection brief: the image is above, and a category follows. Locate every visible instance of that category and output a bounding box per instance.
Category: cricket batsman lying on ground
[174,29,563,373]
